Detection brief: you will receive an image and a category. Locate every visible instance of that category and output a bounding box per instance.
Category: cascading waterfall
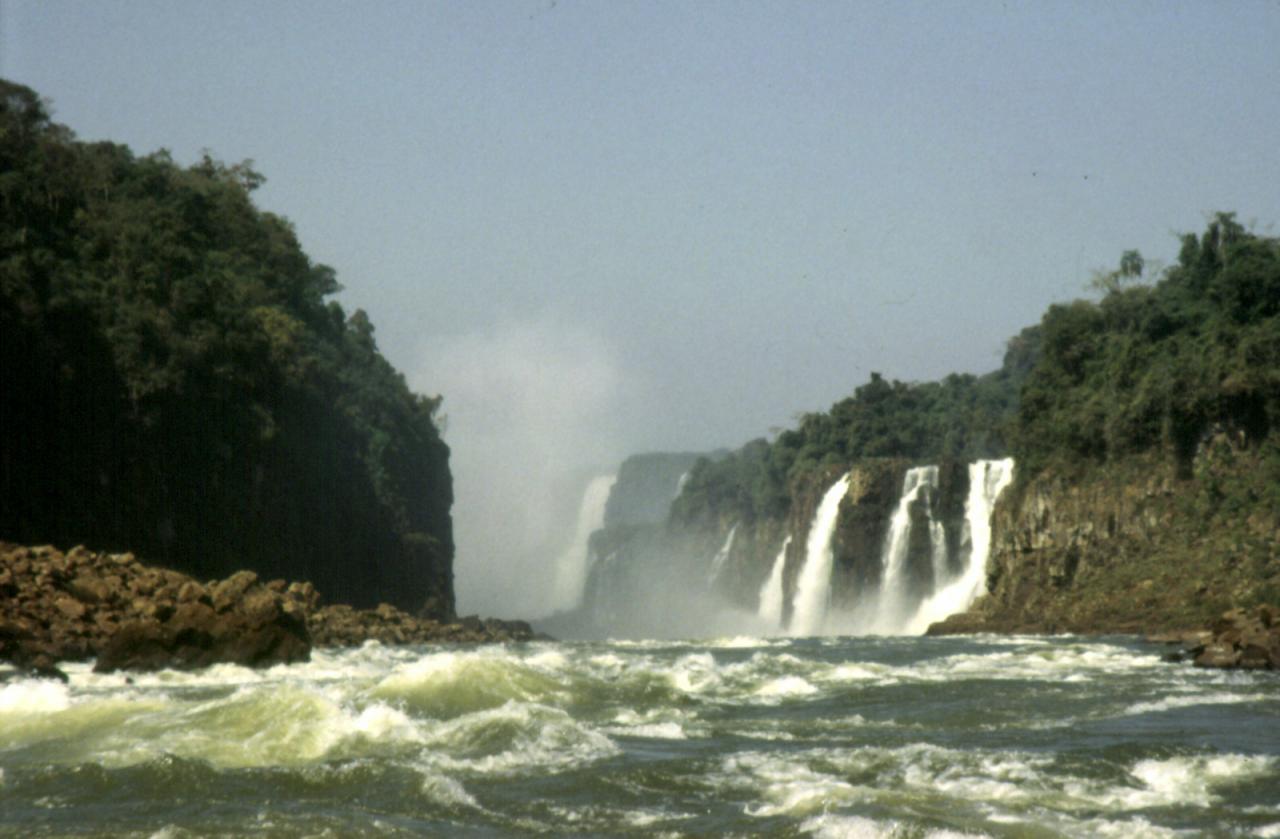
[872,466,942,632]
[903,458,1014,633]
[708,525,738,583]
[756,536,791,630]
[789,473,851,636]
[549,474,617,613]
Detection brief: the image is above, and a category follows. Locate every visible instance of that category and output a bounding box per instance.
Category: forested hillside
[672,212,1280,532]
[672,345,1030,528]
[0,80,454,616]
[1015,213,1280,480]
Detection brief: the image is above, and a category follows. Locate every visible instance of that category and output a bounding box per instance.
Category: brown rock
[54,596,87,621]
[1194,642,1242,668]
[1239,644,1272,669]
[176,581,205,604]
[211,570,259,612]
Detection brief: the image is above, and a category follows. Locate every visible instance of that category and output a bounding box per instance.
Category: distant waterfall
[708,525,738,583]
[789,473,851,636]
[757,536,791,630]
[675,471,691,497]
[903,458,1014,633]
[550,474,616,613]
[873,466,943,632]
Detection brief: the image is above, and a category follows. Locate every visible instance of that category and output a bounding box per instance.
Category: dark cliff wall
[603,452,710,528]
[931,213,1280,634]
[0,81,455,617]
[936,430,1280,634]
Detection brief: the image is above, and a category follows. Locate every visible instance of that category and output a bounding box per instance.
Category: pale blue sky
[6,1,1279,614]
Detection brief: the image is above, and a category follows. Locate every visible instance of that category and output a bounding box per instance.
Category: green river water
[1,635,1277,837]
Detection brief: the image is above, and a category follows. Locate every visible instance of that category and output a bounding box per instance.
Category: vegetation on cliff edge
[1015,212,1280,482]
[0,80,454,615]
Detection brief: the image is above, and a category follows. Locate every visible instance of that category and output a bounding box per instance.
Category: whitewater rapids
[1,636,1278,836]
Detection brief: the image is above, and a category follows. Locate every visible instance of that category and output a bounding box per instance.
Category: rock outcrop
[0,543,537,675]
[930,431,1280,637]
[1154,606,1280,670]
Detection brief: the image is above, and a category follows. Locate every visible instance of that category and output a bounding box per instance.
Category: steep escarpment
[932,432,1280,635]
[935,214,1280,636]
[547,328,1028,640]
[576,215,1279,642]
[0,81,454,617]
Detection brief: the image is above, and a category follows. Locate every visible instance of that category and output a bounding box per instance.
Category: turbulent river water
[2,636,1278,838]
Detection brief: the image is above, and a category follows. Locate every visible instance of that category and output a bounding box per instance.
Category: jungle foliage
[0,81,454,615]
[1015,213,1280,476]
[673,348,1030,525]
[673,213,1280,525]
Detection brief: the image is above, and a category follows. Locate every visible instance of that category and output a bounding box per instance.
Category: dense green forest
[0,80,455,616]
[1016,213,1280,478]
[674,214,1280,524]
[673,353,1029,525]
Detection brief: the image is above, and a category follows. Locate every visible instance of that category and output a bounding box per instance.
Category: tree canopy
[0,80,455,616]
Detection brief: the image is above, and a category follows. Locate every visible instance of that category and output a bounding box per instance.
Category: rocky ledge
[1151,606,1280,670]
[0,543,538,677]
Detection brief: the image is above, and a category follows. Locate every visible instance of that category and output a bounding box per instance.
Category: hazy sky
[6,1,1279,616]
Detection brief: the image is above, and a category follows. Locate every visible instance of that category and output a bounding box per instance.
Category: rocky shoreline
[0,543,539,679]
[1147,605,1280,670]
[929,604,1280,671]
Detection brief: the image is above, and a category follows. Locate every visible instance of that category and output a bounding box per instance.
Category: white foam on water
[0,678,72,714]
[910,643,1165,682]
[723,751,863,817]
[372,648,569,715]
[754,675,819,700]
[419,772,479,809]
[800,814,899,838]
[1122,754,1276,808]
[607,706,696,739]
[706,635,783,649]
[803,818,991,839]
[344,702,424,745]
[1256,824,1280,838]
[819,662,889,683]
[1124,692,1271,715]
[666,652,720,695]
[610,720,686,740]
[420,700,620,776]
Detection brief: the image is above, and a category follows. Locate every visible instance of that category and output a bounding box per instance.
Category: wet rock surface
[0,543,539,675]
[1160,606,1280,670]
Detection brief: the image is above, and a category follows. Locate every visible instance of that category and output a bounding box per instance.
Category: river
[1,635,1277,837]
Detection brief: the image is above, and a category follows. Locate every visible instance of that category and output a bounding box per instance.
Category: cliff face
[564,454,983,638]
[934,430,1280,634]
[603,452,710,528]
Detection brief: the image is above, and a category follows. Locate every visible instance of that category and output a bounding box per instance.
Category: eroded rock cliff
[932,431,1280,635]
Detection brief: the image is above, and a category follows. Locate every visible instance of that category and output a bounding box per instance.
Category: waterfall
[903,458,1014,634]
[872,466,941,631]
[675,471,691,497]
[789,473,851,636]
[708,525,738,583]
[549,474,617,613]
[757,536,791,630]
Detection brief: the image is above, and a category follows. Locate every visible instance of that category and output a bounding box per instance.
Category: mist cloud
[413,318,626,618]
